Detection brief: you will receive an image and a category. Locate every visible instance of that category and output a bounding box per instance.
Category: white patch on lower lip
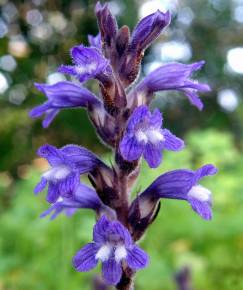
[136,130,148,142]
[146,129,164,144]
[43,165,71,181]
[95,244,112,262]
[76,63,97,75]
[114,245,127,262]
[136,129,164,144]
[187,185,211,202]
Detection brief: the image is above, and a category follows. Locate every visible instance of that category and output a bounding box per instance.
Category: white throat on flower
[43,165,71,181]
[95,244,127,262]
[136,128,164,144]
[187,184,211,202]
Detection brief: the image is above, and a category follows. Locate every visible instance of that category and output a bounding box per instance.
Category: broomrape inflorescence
[30,2,217,289]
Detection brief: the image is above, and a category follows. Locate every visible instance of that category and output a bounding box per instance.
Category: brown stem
[116,268,134,290]
[115,170,129,226]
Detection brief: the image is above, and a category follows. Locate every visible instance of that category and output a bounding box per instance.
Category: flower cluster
[30,2,217,289]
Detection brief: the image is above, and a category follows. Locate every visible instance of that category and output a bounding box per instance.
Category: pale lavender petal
[74,183,102,210]
[42,109,59,128]
[119,135,145,162]
[126,105,150,132]
[60,144,104,173]
[163,129,185,151]
[102,258,122,285]
[58,172,80,197]
[37,144,63,166]
[188,197,212,220]
[143,143,162,168]
[130,10,170,52]
[40,184,102,220]
[182,89,204,110]
[149,108,163,128]
[73,243,99,272]
[88,33,102,49]
[93,215,110,244]
[110,221,132,246]
[46,183,59,203]
[126,245,149,270]
[194,164,218,183]
[34,177,47,194]
[40,203,64,220]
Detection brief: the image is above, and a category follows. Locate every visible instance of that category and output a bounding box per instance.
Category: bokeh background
[0,0,243,289]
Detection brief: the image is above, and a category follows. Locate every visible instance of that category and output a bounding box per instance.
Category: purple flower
[133,61,211,110]
[58,45,111,83]
[130,10,171,53]
[88,33,102,50]
[73,215,149,285]
[40,183,105,220]
[29,81,100,128]
[140,164,218,220]
[119,105,184,168]
[34,144,103,203]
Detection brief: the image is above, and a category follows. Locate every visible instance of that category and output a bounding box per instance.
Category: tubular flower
[34,144,104,203]
[120,105,184,168]
[131,61,210,110]
[58,45,111,83]
[73,216,149,285]
[40,183,113,220]
[139,164,218,220]
[29,81,100,127]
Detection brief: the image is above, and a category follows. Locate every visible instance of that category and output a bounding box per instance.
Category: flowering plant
[30,2,217,289]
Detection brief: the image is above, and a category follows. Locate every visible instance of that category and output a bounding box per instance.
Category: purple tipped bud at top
[119,11,170,87]
[130,10,171,53]
[119,105,184,168]
[95,2,118,50]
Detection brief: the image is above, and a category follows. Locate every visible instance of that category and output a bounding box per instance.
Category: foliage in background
[0,129,243,290]
[0,0,243,289]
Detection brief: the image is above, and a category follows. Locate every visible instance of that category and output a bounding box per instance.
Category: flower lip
[114,245,127,262]
[58,45,110,83]
[187,184,211,202]
[95,244,112,261]
[42,165,71,181]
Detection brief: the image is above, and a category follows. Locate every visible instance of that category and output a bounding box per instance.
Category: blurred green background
[0,0,243,289]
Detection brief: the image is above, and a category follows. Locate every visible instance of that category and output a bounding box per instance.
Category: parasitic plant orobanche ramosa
[29,2,217,290]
